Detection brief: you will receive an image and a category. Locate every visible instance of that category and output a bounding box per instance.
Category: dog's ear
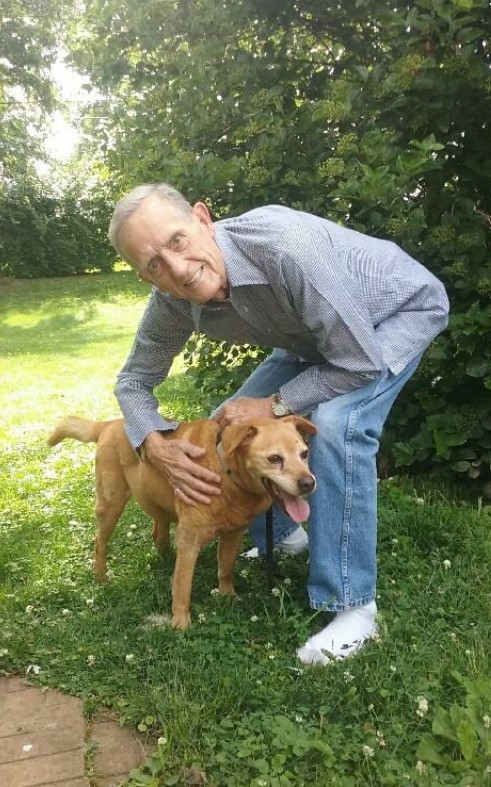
[220,423,258,456]
[285,415,318,437]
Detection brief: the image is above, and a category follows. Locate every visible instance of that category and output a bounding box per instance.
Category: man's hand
[214,396,274,428]
[142,432,221,506]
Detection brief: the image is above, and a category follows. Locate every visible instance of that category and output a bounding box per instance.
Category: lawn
[1,273,490,786]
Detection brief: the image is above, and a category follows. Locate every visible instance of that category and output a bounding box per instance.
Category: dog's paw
[171,612,191,630]
[217,583,238,597]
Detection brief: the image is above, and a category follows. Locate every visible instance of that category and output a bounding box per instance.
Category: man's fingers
[183,443,206,459]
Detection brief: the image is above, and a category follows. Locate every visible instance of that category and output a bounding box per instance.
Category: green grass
[1,274,490,786]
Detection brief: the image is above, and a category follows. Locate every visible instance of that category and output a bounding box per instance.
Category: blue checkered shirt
[116,206,449,448]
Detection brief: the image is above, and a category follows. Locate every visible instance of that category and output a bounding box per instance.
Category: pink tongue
[283,494,310,523]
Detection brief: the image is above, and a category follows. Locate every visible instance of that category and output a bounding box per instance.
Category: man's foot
[241,525,308,559]
[296,601,378,664]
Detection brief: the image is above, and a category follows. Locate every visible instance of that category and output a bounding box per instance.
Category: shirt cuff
[124,413,180,451]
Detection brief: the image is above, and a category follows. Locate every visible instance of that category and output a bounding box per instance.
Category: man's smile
[185,266,204,287]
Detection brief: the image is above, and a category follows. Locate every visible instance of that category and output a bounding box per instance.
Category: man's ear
[192,201,214,230]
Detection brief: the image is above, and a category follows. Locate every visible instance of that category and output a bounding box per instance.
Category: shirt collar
[215,223,269,289]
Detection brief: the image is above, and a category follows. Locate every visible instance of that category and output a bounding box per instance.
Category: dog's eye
[267,454,283,465]
[300,449,309,460]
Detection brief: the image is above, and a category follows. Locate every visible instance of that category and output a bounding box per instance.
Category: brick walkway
[0,676,151,787]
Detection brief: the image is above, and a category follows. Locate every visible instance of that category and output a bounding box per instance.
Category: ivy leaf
[416,734,445,765]
[456,718,477,762]
[466,363,489,378]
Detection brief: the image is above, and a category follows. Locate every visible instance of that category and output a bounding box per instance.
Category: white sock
[241,525,308,559]
[297,601,378,664]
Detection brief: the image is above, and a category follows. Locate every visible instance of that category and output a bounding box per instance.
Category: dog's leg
[217,527,249,596]
[94,463,130,582]
[151,512,172,556]
[94,498,129,581]
[171,524,207,630]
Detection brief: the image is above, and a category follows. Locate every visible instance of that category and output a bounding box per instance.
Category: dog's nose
[298,475,316,495]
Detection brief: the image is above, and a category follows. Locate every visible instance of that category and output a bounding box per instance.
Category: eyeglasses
[138,231,191,282]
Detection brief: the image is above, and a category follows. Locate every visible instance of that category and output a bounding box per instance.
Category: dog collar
[216,438,242,487]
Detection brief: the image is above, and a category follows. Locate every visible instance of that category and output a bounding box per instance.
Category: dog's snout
[298,475,316,495]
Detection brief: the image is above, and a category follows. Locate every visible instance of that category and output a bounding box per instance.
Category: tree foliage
[0,0,63,179]
[67,0,491,487]
[0,1,116,276]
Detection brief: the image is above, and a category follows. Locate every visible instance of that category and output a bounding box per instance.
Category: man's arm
[114,289,192,447]
[274,224,384,414]
[115,290,222,504]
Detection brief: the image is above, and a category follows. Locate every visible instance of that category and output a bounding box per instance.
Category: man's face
[117,195,229,303]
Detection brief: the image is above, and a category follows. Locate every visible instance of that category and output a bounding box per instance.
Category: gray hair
[108,183,193,256]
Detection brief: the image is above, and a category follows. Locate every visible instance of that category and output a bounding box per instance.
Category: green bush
[0,179,115,278]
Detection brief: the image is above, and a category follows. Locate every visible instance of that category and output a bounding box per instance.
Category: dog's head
[219,416,317,522]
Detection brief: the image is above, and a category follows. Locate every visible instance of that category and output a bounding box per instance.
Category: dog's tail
[47,416,111,447]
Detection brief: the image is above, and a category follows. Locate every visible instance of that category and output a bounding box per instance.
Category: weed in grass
[1,275,490,785]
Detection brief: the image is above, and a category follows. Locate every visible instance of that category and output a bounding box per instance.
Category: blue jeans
[223,349,421,611]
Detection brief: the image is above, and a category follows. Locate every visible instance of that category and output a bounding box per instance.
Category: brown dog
[47,415,316,629]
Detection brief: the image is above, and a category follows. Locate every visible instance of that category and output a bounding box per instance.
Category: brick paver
[0,676,150,787]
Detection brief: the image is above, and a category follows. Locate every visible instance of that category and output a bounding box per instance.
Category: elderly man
[108,182,449,663]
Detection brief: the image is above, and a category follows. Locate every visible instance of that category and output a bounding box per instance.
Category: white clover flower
[85,598,94,607]
[250,615,259,622]
[198,613,206,623]
[210,588,219,596]
[415,760,426,775]
[416,696,429,717]
[271,587,280,597]
[449,632,457,641]
[268,653,276,660]
[240,569,248,578]
[415,497,425,506]
[0,648,9,656]
[130,523,137,530]
[157,736,167,746]
[87,655,96,666]
[483,715,491,729]
[25,605,34,614]
[125,653,135,662]
[376,730,386,748]
[295,714,304,723]
[283,578,291,587]
[390,665,397,673]
[362,745,375,758]
[62,608,70,616]
[465,649,471,656]
[126,531,134,538]
[368,703,375,712]
[443,559,451,570]
[265,642,273,649]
